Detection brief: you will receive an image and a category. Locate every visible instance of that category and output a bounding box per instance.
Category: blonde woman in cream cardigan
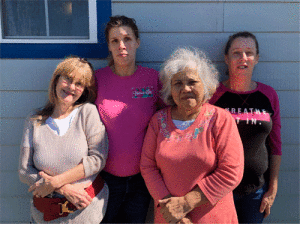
[19,57,109,223]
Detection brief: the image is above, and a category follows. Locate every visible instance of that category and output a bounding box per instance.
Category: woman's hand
[259,188,277,218]
[177,216,193,224]
[158,196,191,224]
[158,186,207,223]
[57,182,93,210]
[28,171,61,197]
[260,155,281,218]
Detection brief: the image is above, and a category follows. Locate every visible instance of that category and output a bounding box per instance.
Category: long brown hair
[105,15,139,66]
[32,57,96,124]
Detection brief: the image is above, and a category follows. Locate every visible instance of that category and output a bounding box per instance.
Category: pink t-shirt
[94,66,162,177]
[141,103,244,224]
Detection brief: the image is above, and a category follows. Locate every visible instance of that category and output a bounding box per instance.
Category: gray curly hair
[160,47,219,106]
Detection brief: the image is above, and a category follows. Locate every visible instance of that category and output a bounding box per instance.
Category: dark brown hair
[224,31,259,55]
[105,15,139,66]
[105,15,139,42]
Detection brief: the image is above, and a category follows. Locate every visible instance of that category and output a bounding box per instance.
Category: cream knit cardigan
[19,103,109,223]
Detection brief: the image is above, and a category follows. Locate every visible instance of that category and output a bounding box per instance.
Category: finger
[162,214,172,224]
[159,198,171,208]
[82,182,92,189]
[159,198,170,204]
[259,199,267,213]
[76,204,84,210]
[40,192,48,198]
[33,190,44,197]
[179,217,193,224]
[39,171,49,179]
[80,202,89,208]
[28,183,38,192]
[161,210,176,224]
[169,217,180,224]
[32,190,38,196]
[160,205,169,215]
[76,187,93,202]
[264,205,271,218]
[76,202,89,210]
[170,218,177,224]
[180,217,192,224]
[85,194,93,202]
[80,195,92,205]
[28,186,34,192]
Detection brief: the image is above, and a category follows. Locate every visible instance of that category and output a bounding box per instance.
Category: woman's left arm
[260,155,281,218]
[259,88,282,217]
[29,104,108,197]
[196,110,244,206]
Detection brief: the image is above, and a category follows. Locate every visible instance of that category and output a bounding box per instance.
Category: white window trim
[0,0,97,44]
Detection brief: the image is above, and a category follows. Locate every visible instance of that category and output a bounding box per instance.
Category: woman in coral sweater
[141,47,244,224]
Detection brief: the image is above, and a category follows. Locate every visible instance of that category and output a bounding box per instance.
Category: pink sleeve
[140,116,170,202]
[268,88,282,155]
[197,110,244,205]
[257,83,282,155]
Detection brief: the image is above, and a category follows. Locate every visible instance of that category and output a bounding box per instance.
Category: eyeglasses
[60,75,85,90]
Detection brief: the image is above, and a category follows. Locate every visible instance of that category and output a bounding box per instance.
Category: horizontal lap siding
[136,33,299,62]
[0,60,108,91]
[113,3,224,32]
[0,0,299,223]
[224,3,299,32]
[0,197,31,223]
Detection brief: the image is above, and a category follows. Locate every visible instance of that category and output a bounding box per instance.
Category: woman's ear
[136,38,140,48]
[254,54,259,65]
[224,55,229,65]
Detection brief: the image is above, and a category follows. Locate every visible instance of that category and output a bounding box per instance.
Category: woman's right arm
[19,117,41,186]
[141,116,193,224]
[140,116,171,202]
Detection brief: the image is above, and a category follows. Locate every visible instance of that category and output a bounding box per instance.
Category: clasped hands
[28,171,92,209]
[158,196,193,224]
[28,171,61,197]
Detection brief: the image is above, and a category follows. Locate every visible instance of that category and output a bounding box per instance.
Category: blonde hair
[32,57,96,124]
[160,47,219,106]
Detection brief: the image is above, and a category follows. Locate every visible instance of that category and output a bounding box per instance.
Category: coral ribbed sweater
[141,103,244,224]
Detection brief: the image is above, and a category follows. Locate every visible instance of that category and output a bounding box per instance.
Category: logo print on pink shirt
[132,87,154,98]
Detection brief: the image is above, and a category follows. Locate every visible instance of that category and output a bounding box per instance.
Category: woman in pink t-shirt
[141,47,244,224]
[94,16,163,223]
